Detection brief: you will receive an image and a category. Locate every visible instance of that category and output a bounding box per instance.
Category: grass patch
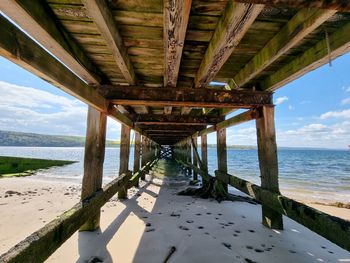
[0,156,76,178]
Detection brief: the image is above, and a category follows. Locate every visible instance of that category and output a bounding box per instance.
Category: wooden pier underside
[1,1,350,262]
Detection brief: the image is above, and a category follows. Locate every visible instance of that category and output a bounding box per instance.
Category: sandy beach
[0,173,349,262]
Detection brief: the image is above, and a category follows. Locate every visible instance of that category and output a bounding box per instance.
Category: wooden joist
[0,14,136,131]
[164,0,191,87]
[0,0,107,84]
[199,109,259,136]
[215,171,350,252]
[134,114,224,126]
[261,21,350,91]
[193,2,264,88]
[82,0,136,84]
[136,125,206,132]
[232,8,336,89]
[233,0,350,11]
[101,85,273,108]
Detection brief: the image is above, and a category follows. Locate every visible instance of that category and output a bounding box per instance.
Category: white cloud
[0,81,120,139]
[341,98,350,105]
[275,96,288,105]
[342,86,350,92]
[320,109,350,120]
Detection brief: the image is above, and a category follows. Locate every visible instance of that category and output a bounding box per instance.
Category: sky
[0,52,350,149]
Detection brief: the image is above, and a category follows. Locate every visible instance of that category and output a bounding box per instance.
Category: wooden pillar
[256,105,283,229]
[133,131,141,187]
[216,128,228,193]
[187,138,192,175]
[141,135,148,179]
[80,106,107,231]
[192,134,198,181]
[201,134,208,180]
[118,124,131,199]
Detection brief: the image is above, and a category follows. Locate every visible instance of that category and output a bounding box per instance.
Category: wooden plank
[0,14,137,131]
[233,0,350,11]
[0,0,107,84]
[0,172,129,263]
[82,0,136,84]
[193,2,264,88]
[135,114,223,125]
[261,21,350,91]
[216,128,228,193]
[137,125,206,132]
[232,8,336,88]
[101,85,273,108]
[192,134,198,181]
[164,0,192,87]
[80,106,107,231]
[256,106,283,229]
[118,125,131,199]
[133,131,141,187]
[215,171,350,252]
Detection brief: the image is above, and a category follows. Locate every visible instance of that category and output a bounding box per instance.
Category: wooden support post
[141,135,148,180]
[133,131,141,187]
[118,124,131,199]
[216,128,228,194]
[256,105,283,229]
[187,138,192,175]
[192,134,198,181]
[80,106,107,231]
[201,134,208,181]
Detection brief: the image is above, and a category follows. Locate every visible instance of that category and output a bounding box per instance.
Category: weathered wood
[101,85,273,108]
[0,172,129,263]
[82,0,136,84]
[80,106,107,231]
[133,131,141,187]
[199,109,259,136]
[215,171,350,252]
[201,134,209,177]
[192,134,198,181]
[216,128,228,193]
[261,21,350,91]
[0,0,107,84]
[194,2,264,88]
[164,106,172,115]
[180,107,192,115]
[233,0,350,11]
[135,114,223,125]
[164,0,191,87]
[141,135,149,179]
[0,15,136,130]
[118,125,131,199]
[137,125,206,132]
[256,106,283,229]
[232,8,336,88]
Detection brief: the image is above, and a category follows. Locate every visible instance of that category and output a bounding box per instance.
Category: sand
[0,172,349,262]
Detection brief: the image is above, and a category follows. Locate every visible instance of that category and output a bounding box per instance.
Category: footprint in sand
[145,223,152,227]
[186,220,194,223]
[222,242,231,250]
[145,228,155,232]
[197,226,204,229]
[179,226,189,231]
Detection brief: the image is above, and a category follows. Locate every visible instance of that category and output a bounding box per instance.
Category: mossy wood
[215,171,350,252]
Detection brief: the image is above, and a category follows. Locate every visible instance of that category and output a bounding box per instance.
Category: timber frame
[1,0,350,261]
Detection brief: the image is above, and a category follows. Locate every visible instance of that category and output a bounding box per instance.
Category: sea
[0,146,349,204]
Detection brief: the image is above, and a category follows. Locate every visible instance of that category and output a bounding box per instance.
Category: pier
[0,0,350,262]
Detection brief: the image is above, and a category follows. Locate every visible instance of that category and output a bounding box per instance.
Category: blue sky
[0,52,349,149]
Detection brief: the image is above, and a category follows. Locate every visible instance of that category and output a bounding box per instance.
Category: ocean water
[0,146,349,203]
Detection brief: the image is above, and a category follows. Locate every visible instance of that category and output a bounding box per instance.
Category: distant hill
[0,130,120,147]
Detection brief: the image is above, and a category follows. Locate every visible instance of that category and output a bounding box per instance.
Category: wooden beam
[0,172,129,263]
[233,0,350,11]
[193,2,264,88]
[216,128,228,193]
[192,134,198,181]
[261,21,350,91]
[199,109,259,136]
[101,85,273,108]
[80,106,107,231]
[0,0,107,84]
[256,106,283,229]
[135,114,223,125]
[118,125,131,199]
[82,0,136,84]
[137,125,206,132]
[201,134,209,176]
[215,171,350,252]
[133,131,141,187]
[232,8,336,89]
[164,0,191,87]
[0,15,136,131]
